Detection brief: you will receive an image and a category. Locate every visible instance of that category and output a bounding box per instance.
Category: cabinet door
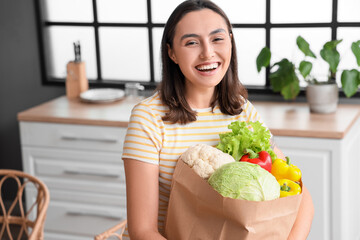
[275,136,337,240]
[20,122,127,152]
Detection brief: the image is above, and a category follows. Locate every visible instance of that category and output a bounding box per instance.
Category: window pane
[151,0,185,23]
[338,0,360,22]
[152,28,164,82]
[271,0,332,23]
[99,27,150,81]
[233,28,266,86]
[44,0,93,22]
[212,0,266,24]
[97,0,147,23]
[47,26,97,79]
[271,28,331,86]
[337,28,360,78]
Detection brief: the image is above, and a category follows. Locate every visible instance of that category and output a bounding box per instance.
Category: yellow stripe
[160,151,184,156]
[131,114,162,127]
[130,120,164,129]
[124,140,154,148]
[159,190,170,198]
[128,127,162,139]
[160,181,171,188]
[247,106,254,122]
[166,131,224,137]
[122,153,158,161]
[133,108,163,119]
[160,157,179,161]
[159,169,174,176]
[126,134,161,147]
[165,138,219,143]
[197,111,225,116]
[123,147,158,155]
[159,164,175,169]
[191,117,238,123]
[165,124,229,132]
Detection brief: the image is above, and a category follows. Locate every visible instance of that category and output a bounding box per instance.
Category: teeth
[196,63,219,71]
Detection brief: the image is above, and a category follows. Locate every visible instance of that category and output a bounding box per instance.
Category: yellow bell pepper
[271,157,301,182]
[278,179,302,197]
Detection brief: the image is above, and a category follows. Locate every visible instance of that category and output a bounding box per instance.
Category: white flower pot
[306,83,339,114]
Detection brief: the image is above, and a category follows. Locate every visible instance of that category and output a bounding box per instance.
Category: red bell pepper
[240,149,272,173]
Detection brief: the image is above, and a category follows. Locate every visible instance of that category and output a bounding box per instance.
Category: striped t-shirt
[122,92,266,238]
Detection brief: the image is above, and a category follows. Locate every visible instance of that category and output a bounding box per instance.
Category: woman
[122,1,314,239]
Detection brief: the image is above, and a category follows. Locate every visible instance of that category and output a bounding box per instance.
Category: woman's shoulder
[132,91,167,115]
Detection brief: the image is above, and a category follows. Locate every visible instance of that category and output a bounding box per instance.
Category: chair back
[0,169,50,240]
[94,219,127,240]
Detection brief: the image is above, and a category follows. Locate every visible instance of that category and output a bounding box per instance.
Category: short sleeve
[122,102,163,165]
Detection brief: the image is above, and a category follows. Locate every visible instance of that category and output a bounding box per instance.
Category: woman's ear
[167,44,178,64]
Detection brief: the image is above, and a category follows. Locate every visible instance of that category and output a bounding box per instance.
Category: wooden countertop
[17,96,360,139]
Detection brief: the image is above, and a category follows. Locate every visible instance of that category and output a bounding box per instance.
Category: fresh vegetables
[271,157,302,182]
[180,144,235,179]
[216,121,276,161]
[278,179,302,198]
[240,149,272,173]
[208,161,280,201]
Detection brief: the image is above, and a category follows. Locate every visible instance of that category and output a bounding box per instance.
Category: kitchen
[1,0,360,239]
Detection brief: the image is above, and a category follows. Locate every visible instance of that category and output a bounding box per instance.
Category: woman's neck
[185,87,215,109]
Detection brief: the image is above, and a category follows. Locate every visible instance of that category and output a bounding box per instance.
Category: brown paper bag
[165,160,302,240]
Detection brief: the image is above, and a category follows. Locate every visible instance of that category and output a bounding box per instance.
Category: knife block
[66,61,89,98]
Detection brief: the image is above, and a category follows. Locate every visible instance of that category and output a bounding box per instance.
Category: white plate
[80,88,125,103]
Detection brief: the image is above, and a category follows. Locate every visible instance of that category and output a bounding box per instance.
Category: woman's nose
[200,42,214,59]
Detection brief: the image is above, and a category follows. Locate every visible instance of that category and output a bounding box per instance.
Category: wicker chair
[94,219,127,240]
[0,169,50,240]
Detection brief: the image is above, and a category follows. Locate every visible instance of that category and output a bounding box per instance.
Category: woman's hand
[124,158,167,240]
[287,185,314,240]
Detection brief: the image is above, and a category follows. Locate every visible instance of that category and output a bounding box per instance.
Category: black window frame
[35,0,360,98]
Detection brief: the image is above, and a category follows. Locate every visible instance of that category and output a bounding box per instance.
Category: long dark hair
[158,0,248,124]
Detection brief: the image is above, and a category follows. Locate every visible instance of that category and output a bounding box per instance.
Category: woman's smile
[195,62,220,75]
[168,9,232,91]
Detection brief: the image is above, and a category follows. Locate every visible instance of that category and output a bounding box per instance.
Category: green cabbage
[208,162,280,201]
[216,121,276,161]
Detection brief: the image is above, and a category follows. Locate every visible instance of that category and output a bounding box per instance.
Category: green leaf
[269,59,300,99]
[341,69,360,98]
[323,39,343,49]
[256,47,271,72]
[299,61,313,78]
[320,40,342,74]
[351,40,360,67]
[296,36,316,58]
[281,79,300,100]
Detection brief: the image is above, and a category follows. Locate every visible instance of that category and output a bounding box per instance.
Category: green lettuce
[216,121,276,161]
[208,161,280,201]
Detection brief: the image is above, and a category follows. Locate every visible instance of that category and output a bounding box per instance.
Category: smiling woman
[121,1,314,240]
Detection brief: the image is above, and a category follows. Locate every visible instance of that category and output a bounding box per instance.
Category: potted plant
[256,36,360,113]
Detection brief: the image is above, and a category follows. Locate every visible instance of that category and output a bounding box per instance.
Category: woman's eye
[185,41,197,46]
[213,37,224,42]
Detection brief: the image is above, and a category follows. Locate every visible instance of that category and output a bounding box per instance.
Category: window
[36,0,360,97]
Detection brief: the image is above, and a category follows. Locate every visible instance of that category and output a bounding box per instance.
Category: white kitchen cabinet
[18,97,360,240]
[19,121,127,239]
[274,116,360,240]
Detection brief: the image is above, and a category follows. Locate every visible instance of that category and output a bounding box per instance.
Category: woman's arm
[124,158,167,240]
[288,185,314,240]
[273,143,314,239]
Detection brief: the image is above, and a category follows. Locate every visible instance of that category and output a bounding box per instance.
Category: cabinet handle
[61,135,118,143]
[64,169,120,178]
[66,210,123,220]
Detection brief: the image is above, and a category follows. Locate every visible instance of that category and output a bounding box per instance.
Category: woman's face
[168,9,232,92]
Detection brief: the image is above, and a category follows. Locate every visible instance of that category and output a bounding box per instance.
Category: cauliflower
[179,144,235,179]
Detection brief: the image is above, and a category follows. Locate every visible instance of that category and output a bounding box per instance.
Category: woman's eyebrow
[180,28,226,41]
